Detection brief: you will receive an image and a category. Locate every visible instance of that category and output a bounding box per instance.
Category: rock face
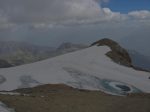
[91,38,132,67]
[0,59,12,68]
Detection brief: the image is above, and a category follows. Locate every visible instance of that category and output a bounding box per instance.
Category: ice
[0,102,15,112]
[0,46,149,95]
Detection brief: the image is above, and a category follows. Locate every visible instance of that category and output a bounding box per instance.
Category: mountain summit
[0,39,149,95]
[91,38,132,67]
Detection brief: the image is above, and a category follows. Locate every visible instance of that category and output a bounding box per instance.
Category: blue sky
[102,0,150,13]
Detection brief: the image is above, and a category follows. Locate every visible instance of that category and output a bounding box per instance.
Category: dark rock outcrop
[91,38,132,67]
[0,59,12,68]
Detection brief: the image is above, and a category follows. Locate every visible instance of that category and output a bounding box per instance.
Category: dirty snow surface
[0,46,150,95]
[0,102,15,112]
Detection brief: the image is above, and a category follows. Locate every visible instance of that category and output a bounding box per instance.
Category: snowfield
[0,46,150,95]
[0,102,14,112]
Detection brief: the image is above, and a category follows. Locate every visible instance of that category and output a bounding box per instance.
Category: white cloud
[0,0,127,26]
[0,0,150,56]
[0,0,150,28]
[102,8,127,21]
[128,10,150,19]
[0,0,104,23]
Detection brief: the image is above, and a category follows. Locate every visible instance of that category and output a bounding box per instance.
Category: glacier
[0,46,150,95]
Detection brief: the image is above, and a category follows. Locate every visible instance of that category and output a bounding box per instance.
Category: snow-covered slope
[0,102,14,112]
[0,46,150,95]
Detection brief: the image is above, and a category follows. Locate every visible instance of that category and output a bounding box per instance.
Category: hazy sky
[0,0,150,56]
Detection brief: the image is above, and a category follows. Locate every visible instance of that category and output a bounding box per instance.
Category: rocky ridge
[91,38,132,67]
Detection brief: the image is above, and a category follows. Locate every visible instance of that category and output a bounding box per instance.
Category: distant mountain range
[0,41,87,68]
[0,41,54,67]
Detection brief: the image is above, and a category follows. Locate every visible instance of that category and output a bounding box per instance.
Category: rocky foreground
[0,84,150,112]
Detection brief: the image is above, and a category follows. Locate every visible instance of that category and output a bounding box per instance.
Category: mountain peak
[91,38,132,67]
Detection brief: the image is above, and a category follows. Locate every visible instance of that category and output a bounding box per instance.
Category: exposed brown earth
[0,84,150,112]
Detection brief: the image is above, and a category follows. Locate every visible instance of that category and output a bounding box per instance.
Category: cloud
[0,0,104,23]
[0,0,150,56]
[103,8,127,21]
[128,10,150,19]
[0,0,128,27]
[0,0,149,28]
